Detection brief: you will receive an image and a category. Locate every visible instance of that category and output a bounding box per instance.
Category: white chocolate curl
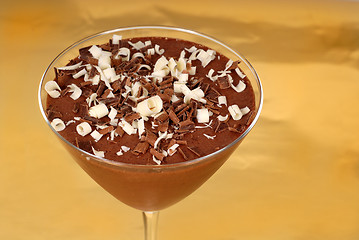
[51,118,66,132]
[235,67,246,79]
[231,80,246,93]
[217,114,229,122]
[136,95,163,117]
[228,105,243,120]
[45,81,61,98]
[196,108,210,123]
[119,120,137,135]
[91,146,105,158]
[112,34,122,45]
[89,45,102,59]
[89,103,109,119]
[68,84,82,100]
[241,106,250,115]
[76,122,92,136]
[72,68,87,79]
[57,61,82,71]
[90,130,103,141]
[167,144,179,156]
[218,96,227,106]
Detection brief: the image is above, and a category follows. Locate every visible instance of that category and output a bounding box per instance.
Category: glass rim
[38,25,263,169]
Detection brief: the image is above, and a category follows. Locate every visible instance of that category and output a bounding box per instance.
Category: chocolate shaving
[200,82,210,93]
[175,103,187,113]
[118,105,132,116]
[101,89,112,98]
[82,88,93,98]
[168,109,180,125]
[157,120,169,132]
[159,83,173,90]
[228,60,240,70]
[132,142,149,155]
[156,112,169,122]
[82,115,99,125]
[216,121,228,133]
[112,80,124,92]
[189,77,203,90]
[187,145,201,157]
[206,89,220,100]
[126,98,137,108]
[88,66,98,78]
[60,86,71,97]
[75,138,92,153]
[115,126,125,137]
[145,130,157,147]
[124,112,141,123]
[158,92,171,103]
[46,109,63,121]
[78,103,89,117]
[176,106,190,119]
[164,88,174,95]
[80,81,93,87]
[142,82,153,92]
[136,86,144,98]
[99,43,111,51]
[98,126,114,135]
[206,106,221,115]
[111,57,123,68]
[177,119,195,133]
[96,81,106,96]
[177,147,189,160]
[99,97,120,107]
[79,46,98,65]
[217,76,231,89]
[150,148,165,161]
[137,96,150,104]
[160,76,174,85]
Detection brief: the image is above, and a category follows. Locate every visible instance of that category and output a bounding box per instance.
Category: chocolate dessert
[45,35,255,165]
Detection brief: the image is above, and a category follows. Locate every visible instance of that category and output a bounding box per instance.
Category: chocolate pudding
[42,33,258,210]
[45,36,255,165]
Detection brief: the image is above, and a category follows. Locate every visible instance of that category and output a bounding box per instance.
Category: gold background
[1,0,359,239]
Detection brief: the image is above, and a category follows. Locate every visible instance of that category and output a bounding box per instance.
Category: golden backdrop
[1,0,359,239]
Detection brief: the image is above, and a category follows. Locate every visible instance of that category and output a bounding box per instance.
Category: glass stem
[143,211,159,240]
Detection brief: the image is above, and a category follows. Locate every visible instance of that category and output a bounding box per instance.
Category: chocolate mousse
[45,35,255,165]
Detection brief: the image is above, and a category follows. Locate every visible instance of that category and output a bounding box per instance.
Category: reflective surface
[1,0,359,239]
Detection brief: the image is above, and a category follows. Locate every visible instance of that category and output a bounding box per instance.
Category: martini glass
[39,26,263,240]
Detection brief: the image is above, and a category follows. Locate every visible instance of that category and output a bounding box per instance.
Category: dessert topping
[48,35,254,163]
[51,118,66,131]
[112,34,122,45]
[196,108,210,123]
[68,84,82,100]
[45,81,61,98]
[76,122,92,136]
[90,130,103,142]
[217,114,229,122]
[89,103,109,119]
[136,95,163,117]
[91,146,105,157]
[218,96,227,106]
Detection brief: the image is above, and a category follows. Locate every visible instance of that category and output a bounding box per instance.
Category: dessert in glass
[38,26,263,240]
